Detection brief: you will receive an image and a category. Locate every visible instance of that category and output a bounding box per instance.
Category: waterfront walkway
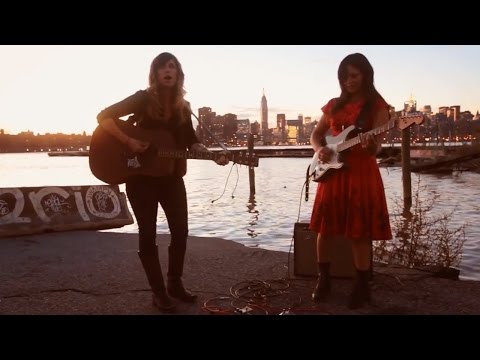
[1,231,479,315]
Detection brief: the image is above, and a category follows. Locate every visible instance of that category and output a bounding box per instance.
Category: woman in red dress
[310,53,392,309]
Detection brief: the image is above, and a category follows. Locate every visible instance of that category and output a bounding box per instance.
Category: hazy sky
[1,45,479,135]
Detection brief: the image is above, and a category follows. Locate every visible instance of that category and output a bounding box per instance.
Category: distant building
[277,114,286,130]
[261,89,268,132]
[438,106,449,115]
[223,113,238,145]
[198,107,216,144]
[474,111,480,121]
[276,113,287,144]
[297,114,303,124]
[236,118,252,145]
[422,105,432,115]
[404,94,417,113]
[286,119,302,145]
[450,105,461,121]
[251,121,260,135]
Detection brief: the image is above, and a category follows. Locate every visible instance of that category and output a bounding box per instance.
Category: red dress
[309,97,392,241]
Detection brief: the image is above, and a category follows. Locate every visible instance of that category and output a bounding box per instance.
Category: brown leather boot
[167,278,197,303]
[138,247,176,312]
[348,269,371,309]
[167,245,197,303]
[312,262,331,302]
[151,290,176,312]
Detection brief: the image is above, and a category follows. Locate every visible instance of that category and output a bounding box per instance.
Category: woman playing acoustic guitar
[309,53,392,309]
[96,52,229,312]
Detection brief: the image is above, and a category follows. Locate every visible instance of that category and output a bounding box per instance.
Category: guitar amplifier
[293,222,355,278]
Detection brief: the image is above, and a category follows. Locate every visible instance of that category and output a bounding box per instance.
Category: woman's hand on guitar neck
[192,143,229,166]
[191,142,210,153]
[215,152,229,166]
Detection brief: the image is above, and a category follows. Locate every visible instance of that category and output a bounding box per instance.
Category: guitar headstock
[230,151,259,167]
[396,112,425,130]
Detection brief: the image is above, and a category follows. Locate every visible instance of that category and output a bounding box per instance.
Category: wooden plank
[411,151,480,173]
[410,149,447,159]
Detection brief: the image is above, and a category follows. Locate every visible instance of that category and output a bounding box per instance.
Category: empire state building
[261,89,268,132]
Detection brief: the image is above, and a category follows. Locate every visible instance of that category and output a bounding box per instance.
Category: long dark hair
[332,53,385,114]
[146,52,188,124]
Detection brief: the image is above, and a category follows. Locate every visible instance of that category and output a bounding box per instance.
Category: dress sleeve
[321,98,337,116]
[96,90,148,124]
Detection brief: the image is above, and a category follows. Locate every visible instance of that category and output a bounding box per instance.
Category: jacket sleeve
[183,102,200,149]
[96,90,148,124]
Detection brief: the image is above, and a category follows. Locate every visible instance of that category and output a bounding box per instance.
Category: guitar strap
[190,110,229,152]
[355,100,373,132]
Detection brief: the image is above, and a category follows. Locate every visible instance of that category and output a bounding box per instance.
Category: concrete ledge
[410,149,447,159]
[1,231,479,315]
[0,185,133,238]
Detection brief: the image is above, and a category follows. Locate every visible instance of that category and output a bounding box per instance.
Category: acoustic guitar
[309,113,424,182]
[89,118,259,185]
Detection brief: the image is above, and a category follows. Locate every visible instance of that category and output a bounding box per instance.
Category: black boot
[312,262,331,302]
[138,247,176,312]
[167,245,197,303]
[348,269,371,309]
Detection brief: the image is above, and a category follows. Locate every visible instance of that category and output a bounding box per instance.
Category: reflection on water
[1,153,479,281]
[247,193,259,238]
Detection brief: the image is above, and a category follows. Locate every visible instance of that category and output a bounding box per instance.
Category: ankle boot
[138,247,176,312]
[348,269,371,309]
[167,278,197,303]
[167,245,197,302]
[151,290,176,312]
[312,262,331,302]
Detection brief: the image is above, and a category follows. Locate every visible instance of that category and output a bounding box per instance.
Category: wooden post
[248,134,256,196]
[401,126,412,213]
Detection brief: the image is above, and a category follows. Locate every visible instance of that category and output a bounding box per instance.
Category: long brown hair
[332,53,385,114]
[145,52,188,124]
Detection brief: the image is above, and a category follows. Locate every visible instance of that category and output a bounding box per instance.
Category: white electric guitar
[308,113,424,182]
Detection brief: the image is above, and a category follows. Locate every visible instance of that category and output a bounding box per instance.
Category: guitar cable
[210,163,239,204]
[305,165,311,202]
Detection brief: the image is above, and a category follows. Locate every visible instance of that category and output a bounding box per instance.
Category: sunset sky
[1,45,479,135]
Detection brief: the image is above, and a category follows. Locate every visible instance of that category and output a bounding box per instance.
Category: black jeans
[126,175,188,255]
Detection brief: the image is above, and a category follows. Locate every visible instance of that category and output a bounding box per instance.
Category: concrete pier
[1,231,479,315]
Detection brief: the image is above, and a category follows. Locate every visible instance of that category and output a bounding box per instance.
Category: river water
[1,152,479,281]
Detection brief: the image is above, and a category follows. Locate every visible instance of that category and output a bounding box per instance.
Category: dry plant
[374,177,467,269]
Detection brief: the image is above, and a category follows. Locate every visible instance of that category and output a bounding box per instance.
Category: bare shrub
[374,177,467,269]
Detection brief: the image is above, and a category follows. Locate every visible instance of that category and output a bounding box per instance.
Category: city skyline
[1,45,479,135]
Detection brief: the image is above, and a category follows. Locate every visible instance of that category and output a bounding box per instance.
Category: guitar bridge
[127,156,141,169]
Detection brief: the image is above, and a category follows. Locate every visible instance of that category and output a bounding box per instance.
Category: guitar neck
[156,149,258,167]
[338,118,396,152]
[156,150,219,161]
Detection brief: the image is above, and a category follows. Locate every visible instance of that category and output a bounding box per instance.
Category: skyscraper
[261,89,268,132]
